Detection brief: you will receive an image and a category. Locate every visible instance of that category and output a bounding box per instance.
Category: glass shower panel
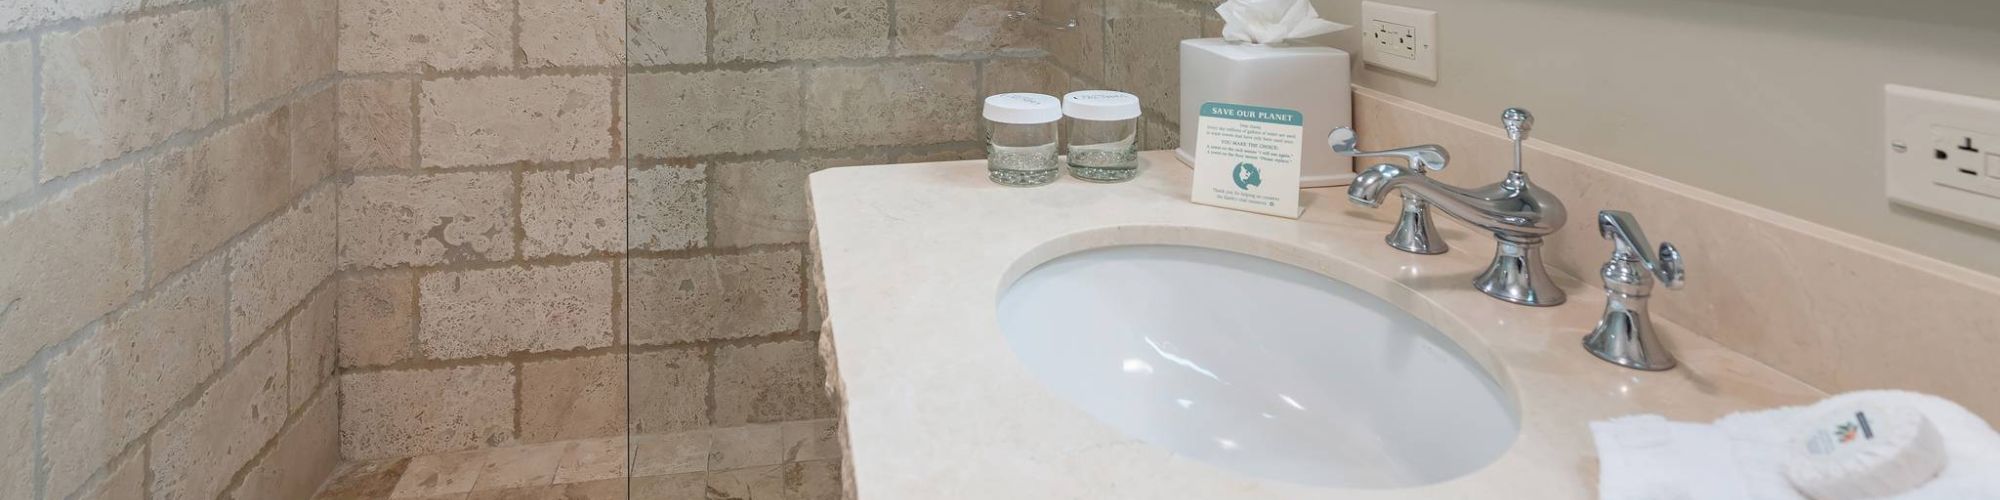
[621,0,1087,496]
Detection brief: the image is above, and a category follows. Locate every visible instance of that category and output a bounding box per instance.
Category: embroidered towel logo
[1232,162,1262,190]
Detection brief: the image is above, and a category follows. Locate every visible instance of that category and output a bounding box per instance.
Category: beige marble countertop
[807,151,1826,499]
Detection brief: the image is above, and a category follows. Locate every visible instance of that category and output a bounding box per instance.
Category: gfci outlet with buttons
[1360,1,1438,82]
[1885,84,2000,230]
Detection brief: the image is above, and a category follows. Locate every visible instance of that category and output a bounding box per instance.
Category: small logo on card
[1232,162,1262,190]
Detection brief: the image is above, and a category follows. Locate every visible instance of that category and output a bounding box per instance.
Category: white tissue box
[1177,38,1353,187]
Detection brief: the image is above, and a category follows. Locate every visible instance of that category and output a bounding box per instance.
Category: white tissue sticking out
[1216,0,1351,45]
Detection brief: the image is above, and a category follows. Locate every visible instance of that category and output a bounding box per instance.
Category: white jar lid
[1063,90,1141,121]
[983,93,1062,124]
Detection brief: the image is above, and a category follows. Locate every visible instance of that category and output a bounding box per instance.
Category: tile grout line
[28,35,43,198]
[622,52,1032,75]
[138,102,156,292]
[700,162,718,252]
[512,360,525,446]
[337,323,814,375]
[510,0,526,69]
[339,244,802,282]
[702,0,715,65]
[219,0,233,115]
[609,256,627,365]
[623,140,990,168]
[792,64,809,162]
[884,0,900,56]
[701,336,720,438]
[403,264,422,374]
[139,439,152,500]
[28,367,45,500]
[345,155,626,178]
[407,75,422,170]
[352,65,623,81]
[340,421,842,494]
[509,167,527,264]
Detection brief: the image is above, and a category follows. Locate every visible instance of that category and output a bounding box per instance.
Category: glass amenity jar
[983,93,1063,187]
[1062,90,1141,182]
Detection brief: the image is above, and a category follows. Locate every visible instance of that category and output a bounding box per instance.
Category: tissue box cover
[1177,38,1353,187]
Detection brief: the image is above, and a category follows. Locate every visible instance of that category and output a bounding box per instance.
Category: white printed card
[1190,102,1304,218]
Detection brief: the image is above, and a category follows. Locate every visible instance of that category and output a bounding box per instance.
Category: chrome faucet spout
[1341,107,1570,307]
[1331,127,1450,255]
[1346,162,1412,208]
[1349,164,1566,242]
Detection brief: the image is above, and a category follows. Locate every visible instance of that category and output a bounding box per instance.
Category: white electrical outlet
[1360,1,1437,82]
[1885,84,2000,230]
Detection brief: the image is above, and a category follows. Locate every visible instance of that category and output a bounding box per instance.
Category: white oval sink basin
[997,245,1519,489]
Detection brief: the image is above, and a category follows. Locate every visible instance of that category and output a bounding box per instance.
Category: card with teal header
[1200,102,1305,126]
[1191,102,1305,218]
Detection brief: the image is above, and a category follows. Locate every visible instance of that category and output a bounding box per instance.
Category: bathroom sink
[996,245,1518,489]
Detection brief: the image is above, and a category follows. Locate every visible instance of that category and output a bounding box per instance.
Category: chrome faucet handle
[1599,211,1685,289]
[1328,127,1449,171]
[1343,107,1570,307]
[1501,108,1533,142]
[1583,210,1685,371]
[1501,108,1533,173]
[1329,127,1450,255]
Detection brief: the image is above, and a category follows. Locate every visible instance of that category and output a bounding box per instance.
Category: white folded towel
[1592,390,2000,500]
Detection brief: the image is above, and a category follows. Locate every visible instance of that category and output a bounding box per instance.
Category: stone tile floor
[312,419,842,500]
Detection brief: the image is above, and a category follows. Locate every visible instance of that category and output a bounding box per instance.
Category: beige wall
[1357,88,2000,424]
[1302,0,2000,276]
[1060,0,2000,275]
[1037,0,2000,416]
[0,0,343,498]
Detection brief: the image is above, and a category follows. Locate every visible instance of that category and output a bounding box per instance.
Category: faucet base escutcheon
[1473,238,1565,307]
[1386,194,1449,255]
[1582,289,1675,371]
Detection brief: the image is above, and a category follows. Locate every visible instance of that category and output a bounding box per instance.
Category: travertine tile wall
[330,0,1083,466]
[0,0,343,498]
[330,0,632,461]
[617,0,1084,452]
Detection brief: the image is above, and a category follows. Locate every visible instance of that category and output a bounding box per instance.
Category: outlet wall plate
[1360,1,1437,82]
[1885,84,2000,230]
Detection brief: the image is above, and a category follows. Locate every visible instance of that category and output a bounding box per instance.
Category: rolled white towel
[1591,414,1758,500]
[1593,390,2000,500]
